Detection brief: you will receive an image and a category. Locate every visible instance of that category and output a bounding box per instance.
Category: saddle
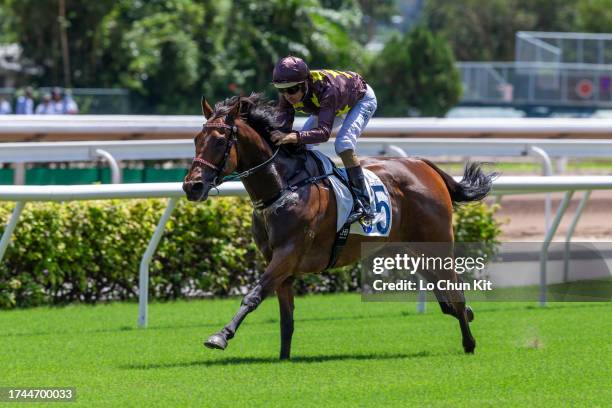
[282,147,359,270]
[283,146,350,192]
[278,146,392,269]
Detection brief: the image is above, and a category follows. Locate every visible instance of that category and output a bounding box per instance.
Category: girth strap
[325,221,351,270]
[254,173,332,210]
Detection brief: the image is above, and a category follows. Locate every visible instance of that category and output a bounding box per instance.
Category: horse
[182,94,495,359]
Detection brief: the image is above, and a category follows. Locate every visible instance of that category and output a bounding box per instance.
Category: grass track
[1,295,610,407]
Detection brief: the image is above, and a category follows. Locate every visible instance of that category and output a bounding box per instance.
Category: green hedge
[0,199,501,309]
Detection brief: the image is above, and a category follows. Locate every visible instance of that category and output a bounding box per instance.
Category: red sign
[576,79,594,99]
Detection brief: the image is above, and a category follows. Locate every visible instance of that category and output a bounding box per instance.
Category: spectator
[0,96,12,114]
[15,86,35,115]
[35,93,55,114]
[51,87,65,113]
[63,89,79,114]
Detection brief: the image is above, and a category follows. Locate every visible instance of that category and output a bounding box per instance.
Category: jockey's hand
[271,130,298,145]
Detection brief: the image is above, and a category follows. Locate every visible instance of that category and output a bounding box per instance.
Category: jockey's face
[280,83,305,105]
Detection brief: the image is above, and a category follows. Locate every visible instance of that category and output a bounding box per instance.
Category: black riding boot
[346,165,375,225]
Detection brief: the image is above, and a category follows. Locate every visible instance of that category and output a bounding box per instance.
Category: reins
[223,147,280,182]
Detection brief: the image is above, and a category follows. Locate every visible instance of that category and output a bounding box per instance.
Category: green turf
[1,295,610,407]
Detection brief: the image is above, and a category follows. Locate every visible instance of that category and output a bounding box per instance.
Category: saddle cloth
[310,150,392,237]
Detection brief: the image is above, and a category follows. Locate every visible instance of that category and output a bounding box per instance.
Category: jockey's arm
[272,97,299,145]
[295,89,336,145]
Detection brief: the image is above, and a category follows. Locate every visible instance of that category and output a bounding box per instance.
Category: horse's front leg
[276,277,295,360]
[204,248,295,351]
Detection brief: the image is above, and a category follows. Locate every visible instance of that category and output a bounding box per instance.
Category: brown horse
[183,94,495,359]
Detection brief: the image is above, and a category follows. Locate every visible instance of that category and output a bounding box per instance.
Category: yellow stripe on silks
[311,70,353,82]
[311,93,320,107]
[292,101,306,114]
[310,71,325,82]
[322,69,339,78]
[324,69,352,79]
[336,105,350,116]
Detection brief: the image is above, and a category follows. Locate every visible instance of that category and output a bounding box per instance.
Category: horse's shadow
[124,351,432,370]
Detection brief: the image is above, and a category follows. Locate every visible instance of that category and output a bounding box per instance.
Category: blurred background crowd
[0,86,78,114]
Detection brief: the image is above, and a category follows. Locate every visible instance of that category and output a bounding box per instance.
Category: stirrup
[345,211,364,225]
[346,206,374,226]
[359,208,375,226]
[358,215,373,228]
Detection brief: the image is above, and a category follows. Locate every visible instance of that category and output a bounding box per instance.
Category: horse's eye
[212,134,227,145]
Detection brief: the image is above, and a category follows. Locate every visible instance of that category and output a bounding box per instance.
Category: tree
[205,0,365,103]
[367,26,461,117]
[424,0,533,61]
[0,3,15,43]
[516,0,576,33]
[423,0,577,61]
[3,0,116,86]
[1,0,367,113]
[95,0,208,113]
[576,0,612,32]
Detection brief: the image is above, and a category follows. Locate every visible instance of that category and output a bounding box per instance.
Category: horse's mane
[212,93,282,141]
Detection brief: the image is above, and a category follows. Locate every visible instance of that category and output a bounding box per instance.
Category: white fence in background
[3,116,612,139]
[2,138,612,164]
[1,176,612,326]
[4,136,610,230]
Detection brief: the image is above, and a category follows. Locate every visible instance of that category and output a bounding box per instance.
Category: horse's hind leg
[419,268,476,353]
[438,281,476,353]
[452,299,476,353]
[433,288,474,322]
[276,277,295,360]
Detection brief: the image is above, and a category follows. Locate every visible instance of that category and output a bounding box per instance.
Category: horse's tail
[422,159,498,203]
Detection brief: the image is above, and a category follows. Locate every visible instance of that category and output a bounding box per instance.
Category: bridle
[191,119,280,187]
[191,114,331,211]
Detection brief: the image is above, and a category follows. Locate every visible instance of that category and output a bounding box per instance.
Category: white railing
[2,176,611,200]
[3,137,612,164]
[1,176,612,325]
[4,116,612,139]
[4,137,610,230]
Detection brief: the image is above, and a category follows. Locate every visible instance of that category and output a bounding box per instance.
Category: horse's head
[182,98,241,201]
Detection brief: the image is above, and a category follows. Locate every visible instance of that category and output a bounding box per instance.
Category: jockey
[270,55,378,225]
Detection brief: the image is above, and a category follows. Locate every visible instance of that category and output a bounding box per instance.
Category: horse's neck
[236,126,291,208]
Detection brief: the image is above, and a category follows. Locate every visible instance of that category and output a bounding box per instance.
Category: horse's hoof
[204,334,227,350]
[463,339,476,354]
[466,306,474,322]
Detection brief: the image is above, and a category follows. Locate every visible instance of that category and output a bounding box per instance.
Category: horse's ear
[226,99,241,122]
[201,97,213,119]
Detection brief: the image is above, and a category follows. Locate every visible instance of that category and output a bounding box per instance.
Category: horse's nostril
[191,181,204,194]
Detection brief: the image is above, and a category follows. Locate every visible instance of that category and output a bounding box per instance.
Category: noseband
[191,120,280,187]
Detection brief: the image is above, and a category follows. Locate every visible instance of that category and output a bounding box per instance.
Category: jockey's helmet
[272,56,309,88]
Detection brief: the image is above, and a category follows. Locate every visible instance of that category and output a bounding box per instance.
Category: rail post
[529,146,553,231]
[563,190,592,282]
[540,191,574,306]
[94,149,121,184]
[0,201,26,263]
[138,197,178,328]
